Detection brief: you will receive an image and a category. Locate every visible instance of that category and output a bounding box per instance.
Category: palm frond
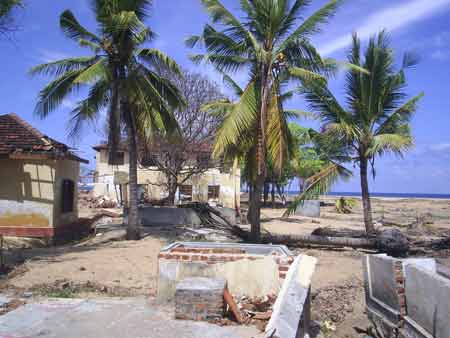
[29,57,98,77]
[34,70,84,118]
[60,10,100,42]
[138,48,182,76]
[277,0,341,53]
[213,80,258,158]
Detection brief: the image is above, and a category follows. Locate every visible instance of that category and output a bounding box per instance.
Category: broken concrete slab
[265,254,317,338]
[404,264,450,338]
[0,297,257,338]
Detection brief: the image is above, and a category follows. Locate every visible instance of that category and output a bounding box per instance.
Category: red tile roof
[0,113,88,163]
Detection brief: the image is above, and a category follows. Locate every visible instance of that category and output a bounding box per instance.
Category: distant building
[92,142,240,210]
[0,113,88,239]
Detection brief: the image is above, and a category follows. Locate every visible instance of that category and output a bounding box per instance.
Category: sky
[1,0,450,194]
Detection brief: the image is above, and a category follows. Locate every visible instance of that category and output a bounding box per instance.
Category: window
[208,185,220,199]
[141,154,158,167]
[61,179,75,213]
[110,152,125,165]
[179,185,193,201]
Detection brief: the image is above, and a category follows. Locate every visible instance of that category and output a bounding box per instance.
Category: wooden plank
[223,286,242,323]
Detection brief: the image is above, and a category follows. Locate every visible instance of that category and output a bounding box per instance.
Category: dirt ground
[1,196,449,337]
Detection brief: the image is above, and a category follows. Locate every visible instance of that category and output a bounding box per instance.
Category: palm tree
[189,0,341,242]
[300,31,424,234]
[30,0,184,240]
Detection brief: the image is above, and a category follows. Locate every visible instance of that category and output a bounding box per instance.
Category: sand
[1,195,449,337]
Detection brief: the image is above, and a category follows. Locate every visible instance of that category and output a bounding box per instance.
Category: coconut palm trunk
[360,156,374,234]
[249,66,271,242]
[124,104,140,240]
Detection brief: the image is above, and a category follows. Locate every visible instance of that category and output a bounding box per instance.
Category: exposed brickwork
[159,245,294,282]
[393,261,407,319]
[175,277,226,321]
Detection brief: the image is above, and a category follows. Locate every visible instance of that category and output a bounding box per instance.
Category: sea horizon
[286,191,450,199]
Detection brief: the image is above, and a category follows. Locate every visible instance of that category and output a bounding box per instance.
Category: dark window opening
[141,154,158,167]
[208,185,220,199]
[179,185,193,201]
[61,179,75,213]
[110,152,125,165]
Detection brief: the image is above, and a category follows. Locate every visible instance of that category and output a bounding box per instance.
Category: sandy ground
[1,196,449,337]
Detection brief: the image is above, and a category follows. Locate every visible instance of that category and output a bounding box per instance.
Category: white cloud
[429,143,450,152]
[431,50,449,60]
[319,0,450,56]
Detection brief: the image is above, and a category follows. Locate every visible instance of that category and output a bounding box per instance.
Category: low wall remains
[157,242,294,301]
[126,206,202,227]
[363,254,450,338]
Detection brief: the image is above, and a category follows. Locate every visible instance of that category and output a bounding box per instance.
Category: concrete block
[404,265,450,338]
[294,200,320,218]
[265,254,317,338]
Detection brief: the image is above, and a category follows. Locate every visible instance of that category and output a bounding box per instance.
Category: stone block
[175,277,226,321]
[294,200,320,218]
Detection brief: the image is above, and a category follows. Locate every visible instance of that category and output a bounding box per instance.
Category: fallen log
[311,227,367,238]
[261,234,377,249]
[262,228,409,256]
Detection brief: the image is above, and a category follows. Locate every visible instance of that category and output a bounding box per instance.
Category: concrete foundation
[294,200,320,218]
[0,297,256,338]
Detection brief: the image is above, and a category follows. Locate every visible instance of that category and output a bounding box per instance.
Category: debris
[223,287,242,323]
[0,299,26,316]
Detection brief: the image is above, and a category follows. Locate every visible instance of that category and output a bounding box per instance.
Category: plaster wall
[0,158,80,235]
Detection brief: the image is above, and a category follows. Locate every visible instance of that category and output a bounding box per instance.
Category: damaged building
[91,142,241,210]
[0,113,88,239]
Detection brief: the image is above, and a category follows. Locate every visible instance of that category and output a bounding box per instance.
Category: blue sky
[1,0,450,194]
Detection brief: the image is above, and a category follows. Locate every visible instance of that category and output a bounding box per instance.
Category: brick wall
[158,246,294,282]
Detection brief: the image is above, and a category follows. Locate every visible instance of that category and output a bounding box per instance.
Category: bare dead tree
[0,0,22,38]
[139,69,225,204]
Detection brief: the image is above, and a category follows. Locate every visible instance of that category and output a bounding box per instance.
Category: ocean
[286,191,450,199]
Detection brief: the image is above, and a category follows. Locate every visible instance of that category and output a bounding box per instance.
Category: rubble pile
[78,191,118,209]
[212,294,276,331]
